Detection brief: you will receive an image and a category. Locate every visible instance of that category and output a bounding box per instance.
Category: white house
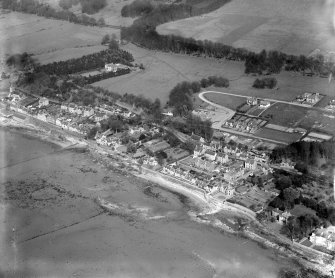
[39,97,49,107]
[193,144,203,158]
[310,226,335,251]
[244,159,257,171]
[221,184,235,198]
[259,100,271,109]
[216,152,229,164]
[204,150,217,161]
[105,63,129,72]
[83,107,94,117]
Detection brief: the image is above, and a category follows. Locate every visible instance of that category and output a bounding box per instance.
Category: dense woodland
[120,0,335,76]
[270,141,335,168]
[168,76,229,115]
[0,0,104,26]
[35,48,134,75]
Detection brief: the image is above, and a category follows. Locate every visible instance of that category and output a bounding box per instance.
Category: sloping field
[0,11,116,63]
[93,43,245,103]
[202,92,245,110]
[157,0,335,55]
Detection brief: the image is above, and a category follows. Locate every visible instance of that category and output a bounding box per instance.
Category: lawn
[202,92,246,110]
[254,128,302,144]
[0,11,115,59]
[261,103,308,127]
[298,110,335,136]
[157,0,335,55]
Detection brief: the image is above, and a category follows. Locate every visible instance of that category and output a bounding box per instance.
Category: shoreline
[1,116,333,276]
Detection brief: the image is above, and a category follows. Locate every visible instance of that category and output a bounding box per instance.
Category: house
[83,107,94,117]
[39,97,49,107]
[278,211,292,224]
[204,150,217,161]
[280,160,296,169]
[143,157,158,167]
[94,112,108,122]
[310,226,335,251]
[216,152,229,164]
[191,134,205,143]
[223,167,244,182]
[221,184,235,198]
[105,63,129,72]
[193,144,203,158]
[244,159,257,171]
[247,97,258,106]
[258,100,271,109]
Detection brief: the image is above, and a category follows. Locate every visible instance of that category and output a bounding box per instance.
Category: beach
[0,125,301,278]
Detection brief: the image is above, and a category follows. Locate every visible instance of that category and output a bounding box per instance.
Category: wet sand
[0,128,294,277]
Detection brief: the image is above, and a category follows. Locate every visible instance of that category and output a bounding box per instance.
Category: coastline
[1,115,333,277]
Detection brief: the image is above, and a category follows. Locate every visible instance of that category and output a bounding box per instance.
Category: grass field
[0,11,116,64]
[202,92,246,110]
[157,0,335,55]
[93,43,245,103]
[298,110,335,136]
[254,128,302,144]
[261,103,308,127]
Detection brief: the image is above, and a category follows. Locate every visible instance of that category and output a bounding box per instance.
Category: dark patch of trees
[270,141,335,169]
[35,49,133,75]
[83,68,131,84]
[6,52,36,70]
[80,0,107,14]
[252,77,277,89]
[168,77,229,115]
[121,0,154,17]
[0,0,103,26]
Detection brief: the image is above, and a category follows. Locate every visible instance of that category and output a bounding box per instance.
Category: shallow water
[0,128,294,278]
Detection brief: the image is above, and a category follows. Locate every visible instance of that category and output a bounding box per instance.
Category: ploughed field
[0,11,115,64]
[157,0,335,55]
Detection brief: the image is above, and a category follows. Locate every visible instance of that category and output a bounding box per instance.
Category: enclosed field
[254,128,303,144]
[157,0,335,55]
[0,12,115,62]
[93,44,245,103]
[298,110,335,136]
[261,103,308,127]
[201,92,246,110]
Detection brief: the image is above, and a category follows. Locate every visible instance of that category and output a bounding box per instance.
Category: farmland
[157,0,335,55]
[0,11,115,64]
[261,103,308,127]
[254,128,303,144]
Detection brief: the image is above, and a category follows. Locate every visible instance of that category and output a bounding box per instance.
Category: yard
[254,128,303,144]
[261,103,308,127]
[298,110,335,136]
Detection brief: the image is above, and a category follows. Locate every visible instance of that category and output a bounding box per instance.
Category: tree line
[168,76,229,115]
[120,0,335,77]
[0,0,105,26]
[59,0,107,15]
[83,68,131,84]
[35,48,134,75]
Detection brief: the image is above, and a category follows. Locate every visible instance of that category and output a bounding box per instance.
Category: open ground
[157,0,335,55]
[0,11,116,65]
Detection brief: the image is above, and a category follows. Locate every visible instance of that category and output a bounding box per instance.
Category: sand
[0,127,296,278]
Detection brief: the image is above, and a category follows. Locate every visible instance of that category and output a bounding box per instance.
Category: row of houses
[247,97,271,109]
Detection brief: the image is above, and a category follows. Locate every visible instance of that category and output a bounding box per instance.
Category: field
[299,110,335,136]
[261,103,308,127]
[201,92,246,110]
[93,43,245,103]
[254,128,303,144]
[157,0,335,55]
[0,11,116,65]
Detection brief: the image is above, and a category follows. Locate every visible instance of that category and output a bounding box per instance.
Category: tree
[256,211,267,222]
[101,34,110,45]
[281,216,297,242]
[181,140,196,153]
[108,39,119,50]
[86,126,98,139]
[126,142,137,153]
[121,132,130,145]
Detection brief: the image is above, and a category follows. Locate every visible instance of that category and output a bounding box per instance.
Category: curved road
[199,90,335,113]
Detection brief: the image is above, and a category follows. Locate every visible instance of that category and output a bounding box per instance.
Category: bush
[252,77,277,89]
